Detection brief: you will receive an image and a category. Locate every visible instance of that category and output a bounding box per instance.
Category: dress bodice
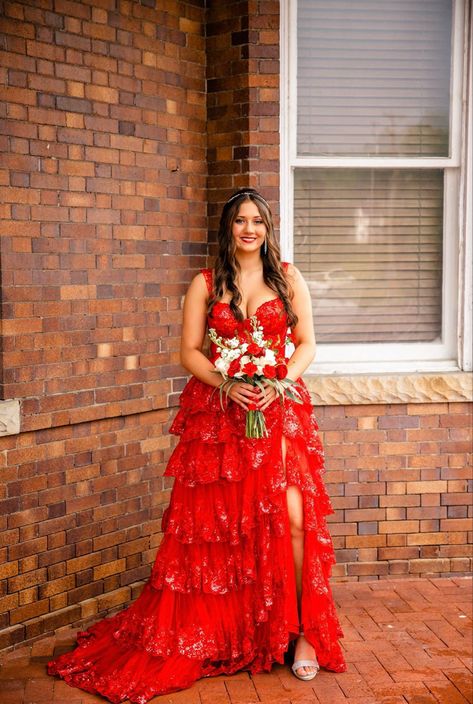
[201,265,293,363]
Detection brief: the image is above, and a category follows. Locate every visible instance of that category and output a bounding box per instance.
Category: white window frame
[280,0,472,375]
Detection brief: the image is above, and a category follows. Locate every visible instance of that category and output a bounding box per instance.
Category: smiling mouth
[240,237,257,242]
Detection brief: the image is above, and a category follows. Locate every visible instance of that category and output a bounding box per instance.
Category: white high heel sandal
[291,631,320,681]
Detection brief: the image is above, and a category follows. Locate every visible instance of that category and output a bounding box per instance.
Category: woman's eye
[234,218,264,226]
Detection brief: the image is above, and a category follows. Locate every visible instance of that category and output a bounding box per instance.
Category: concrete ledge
[0,399,20,436]
[304,371,473,406]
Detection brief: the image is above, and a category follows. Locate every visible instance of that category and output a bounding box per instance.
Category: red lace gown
[47,264,346,703]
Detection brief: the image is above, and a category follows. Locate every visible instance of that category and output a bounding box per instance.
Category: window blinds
[293,169,443,343]
[297,0,452,156]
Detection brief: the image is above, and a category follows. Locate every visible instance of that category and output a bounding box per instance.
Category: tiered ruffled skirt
[47,376,346,703]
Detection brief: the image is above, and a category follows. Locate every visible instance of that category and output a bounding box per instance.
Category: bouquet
[209,316,302,438]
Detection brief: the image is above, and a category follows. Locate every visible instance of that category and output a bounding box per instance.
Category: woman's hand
[224,381,261,411]
[255,380,278,411]
[223,379,278,412]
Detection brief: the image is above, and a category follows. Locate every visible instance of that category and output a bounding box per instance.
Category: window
[281,0,471,374]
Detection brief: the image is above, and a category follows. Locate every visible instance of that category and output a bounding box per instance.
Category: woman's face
[231,200,267,253]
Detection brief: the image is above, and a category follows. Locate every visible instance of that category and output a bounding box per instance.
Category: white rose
[255,358,266,373]
[251,331,264,345]
[227,348,241,361]
[263,349,276,364]
[214,357,230,375]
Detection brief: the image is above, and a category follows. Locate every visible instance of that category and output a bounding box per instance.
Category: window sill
[302,371,473,406]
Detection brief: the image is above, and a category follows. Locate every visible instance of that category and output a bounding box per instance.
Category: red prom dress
[47,264,346,703]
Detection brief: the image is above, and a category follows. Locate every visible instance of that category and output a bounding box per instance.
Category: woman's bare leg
[283,437,318,677]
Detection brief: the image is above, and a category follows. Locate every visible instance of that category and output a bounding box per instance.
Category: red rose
[263,364,276,379]
[247,342,264,356]
[247,402,257,411]
[243,362,258,377]
[228,359,241,377]
[276,364,288,379]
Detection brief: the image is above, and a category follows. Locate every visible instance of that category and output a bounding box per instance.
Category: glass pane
[294,169,443,343]
[297,0,452,156]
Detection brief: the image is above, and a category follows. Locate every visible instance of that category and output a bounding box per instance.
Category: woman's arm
[180,273,223,388]
[285,263,317,381]
[180,272,261,409]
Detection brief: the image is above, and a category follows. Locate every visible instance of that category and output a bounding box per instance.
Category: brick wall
[206,0,280,240]
[0,0,207,425]
[0,0,471,653]
[0,0,207,649]
[322,401,472,580]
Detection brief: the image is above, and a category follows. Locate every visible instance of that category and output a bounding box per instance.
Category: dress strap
[200,268,213,295]
[282,261,290,272]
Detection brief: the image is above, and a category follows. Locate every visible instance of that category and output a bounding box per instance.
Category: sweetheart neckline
[212,297,282,321]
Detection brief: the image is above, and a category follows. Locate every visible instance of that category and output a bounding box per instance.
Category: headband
[225,191,270,208]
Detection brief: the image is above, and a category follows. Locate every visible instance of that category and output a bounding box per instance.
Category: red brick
[410,558,451,573]
[440,518,473,531]
[380,521,420,534]
[9,598,49,625]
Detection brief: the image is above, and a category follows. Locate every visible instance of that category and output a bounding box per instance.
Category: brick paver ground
[1,576,471,704]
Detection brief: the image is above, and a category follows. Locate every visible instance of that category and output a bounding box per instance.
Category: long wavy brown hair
[208,188,298,328]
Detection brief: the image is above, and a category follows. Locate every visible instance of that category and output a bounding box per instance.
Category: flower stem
[245,409,268,438]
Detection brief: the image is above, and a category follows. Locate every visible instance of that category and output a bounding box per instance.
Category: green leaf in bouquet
[219,379,238,412]
[282,387,303,404]
[267,378,286,405]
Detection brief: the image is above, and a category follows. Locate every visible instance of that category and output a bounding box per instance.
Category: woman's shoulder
[197,267,213,295]
[185,269,212,299]
[281,261,301,280]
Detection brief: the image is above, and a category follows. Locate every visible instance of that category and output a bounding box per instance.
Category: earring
[263,238,267,255]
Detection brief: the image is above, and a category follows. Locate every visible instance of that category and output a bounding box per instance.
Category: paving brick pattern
[1,576,471,704]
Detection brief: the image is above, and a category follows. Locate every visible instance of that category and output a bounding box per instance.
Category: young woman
[48,188,346,703]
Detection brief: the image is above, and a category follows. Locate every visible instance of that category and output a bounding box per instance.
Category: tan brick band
[305,372,473,406]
